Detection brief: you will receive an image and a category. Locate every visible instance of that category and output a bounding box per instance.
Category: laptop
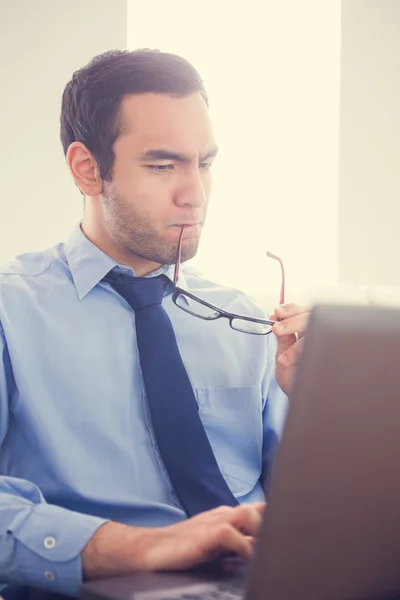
[81,304,400,600]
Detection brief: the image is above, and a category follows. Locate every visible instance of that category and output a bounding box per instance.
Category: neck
[81,213,162,278]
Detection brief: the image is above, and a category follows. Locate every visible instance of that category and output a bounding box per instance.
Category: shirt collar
[64,224,190,300]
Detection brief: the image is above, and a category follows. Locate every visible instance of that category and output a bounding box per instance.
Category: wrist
[82,521,163,580]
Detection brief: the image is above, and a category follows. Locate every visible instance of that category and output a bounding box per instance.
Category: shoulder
[0,244,64,277]
[0,244,68,298]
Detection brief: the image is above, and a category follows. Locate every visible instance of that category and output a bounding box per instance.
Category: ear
[66,142,102,196]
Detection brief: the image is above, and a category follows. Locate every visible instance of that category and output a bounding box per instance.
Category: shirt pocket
[195,385,263,498]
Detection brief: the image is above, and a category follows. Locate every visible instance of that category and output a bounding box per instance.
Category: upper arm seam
[0,257,61,279]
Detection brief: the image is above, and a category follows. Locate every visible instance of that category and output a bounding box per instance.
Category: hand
[82,503,265,580]
[139,503,265,571]
[270,303,309,396]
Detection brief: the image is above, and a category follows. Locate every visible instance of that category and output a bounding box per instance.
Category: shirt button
[44,570,56,582]
[43,536,57,549]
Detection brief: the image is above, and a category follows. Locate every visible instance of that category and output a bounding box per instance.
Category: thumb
[275,332,297,361]
[271,318,296,360]
[269,311,296,361]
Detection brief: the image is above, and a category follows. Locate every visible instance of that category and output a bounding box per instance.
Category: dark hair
[60,49,208,181]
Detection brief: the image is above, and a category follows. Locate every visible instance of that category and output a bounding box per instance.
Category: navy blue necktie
[107,273,238,516]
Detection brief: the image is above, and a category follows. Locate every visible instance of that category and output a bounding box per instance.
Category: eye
[147,164,174,172]
[200,162,213,170]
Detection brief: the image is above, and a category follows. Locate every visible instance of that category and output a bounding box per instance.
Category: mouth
[168,223,203,242]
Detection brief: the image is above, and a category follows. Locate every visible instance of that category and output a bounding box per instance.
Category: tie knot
[106,274,168,310]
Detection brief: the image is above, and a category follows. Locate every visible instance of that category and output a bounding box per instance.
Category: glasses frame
[170,227,285,335]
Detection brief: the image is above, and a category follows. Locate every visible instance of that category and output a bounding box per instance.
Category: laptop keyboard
[177,585,243,599]
[137,582,245,600]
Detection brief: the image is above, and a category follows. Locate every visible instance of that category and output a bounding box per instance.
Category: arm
[82,503,265,580]
[0,323,108,596]
[0,322,265,593]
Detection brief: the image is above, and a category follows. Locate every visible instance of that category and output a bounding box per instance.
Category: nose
[174,167,208,209]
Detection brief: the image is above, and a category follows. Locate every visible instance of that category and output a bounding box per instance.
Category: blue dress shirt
[0,225,287,596]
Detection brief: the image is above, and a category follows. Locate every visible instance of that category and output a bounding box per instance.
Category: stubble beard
[101,184,201,266]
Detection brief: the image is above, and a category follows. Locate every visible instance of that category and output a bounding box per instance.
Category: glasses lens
[175,293,220,320]
[231,318,273,335]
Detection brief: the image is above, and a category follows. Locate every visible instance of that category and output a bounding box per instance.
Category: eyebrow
[138,146,219,163]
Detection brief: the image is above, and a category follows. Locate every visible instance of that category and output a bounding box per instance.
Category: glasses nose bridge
[172,240,285,333]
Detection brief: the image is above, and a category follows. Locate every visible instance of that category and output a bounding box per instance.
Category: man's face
[101,92,217,266]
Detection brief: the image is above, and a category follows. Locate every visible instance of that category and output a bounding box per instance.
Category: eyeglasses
[170,227,285,335]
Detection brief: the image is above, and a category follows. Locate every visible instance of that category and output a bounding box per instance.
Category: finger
[253,502,267,515]
[212,505,236,517]
[215,524,254,561]
[274,331,297,360]
[229,504,263,537]
[278,337,305,367]
[272,313,309,338]
[274,303,309,319]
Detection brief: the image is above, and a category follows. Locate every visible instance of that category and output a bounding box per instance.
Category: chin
[179,238,199,263]
[159,238,198,266]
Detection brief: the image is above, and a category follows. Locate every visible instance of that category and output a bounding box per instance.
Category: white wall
[3,1,398,293]
[0,0,127,264]
[338,0,400,286]
[128,0,341,299]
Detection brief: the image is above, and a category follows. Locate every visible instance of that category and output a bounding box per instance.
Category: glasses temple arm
[266,251,285,305]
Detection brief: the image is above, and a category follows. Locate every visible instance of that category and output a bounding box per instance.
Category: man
[0,49,307,597]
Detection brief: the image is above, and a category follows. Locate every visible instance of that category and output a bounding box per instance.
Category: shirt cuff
[7,502,108,596]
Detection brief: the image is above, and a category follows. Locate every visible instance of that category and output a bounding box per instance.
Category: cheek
[140,169,176,196]
[203,173,213,197]
[119,170,173,207]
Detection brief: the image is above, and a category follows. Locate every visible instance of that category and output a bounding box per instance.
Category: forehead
[118,93,215,151]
